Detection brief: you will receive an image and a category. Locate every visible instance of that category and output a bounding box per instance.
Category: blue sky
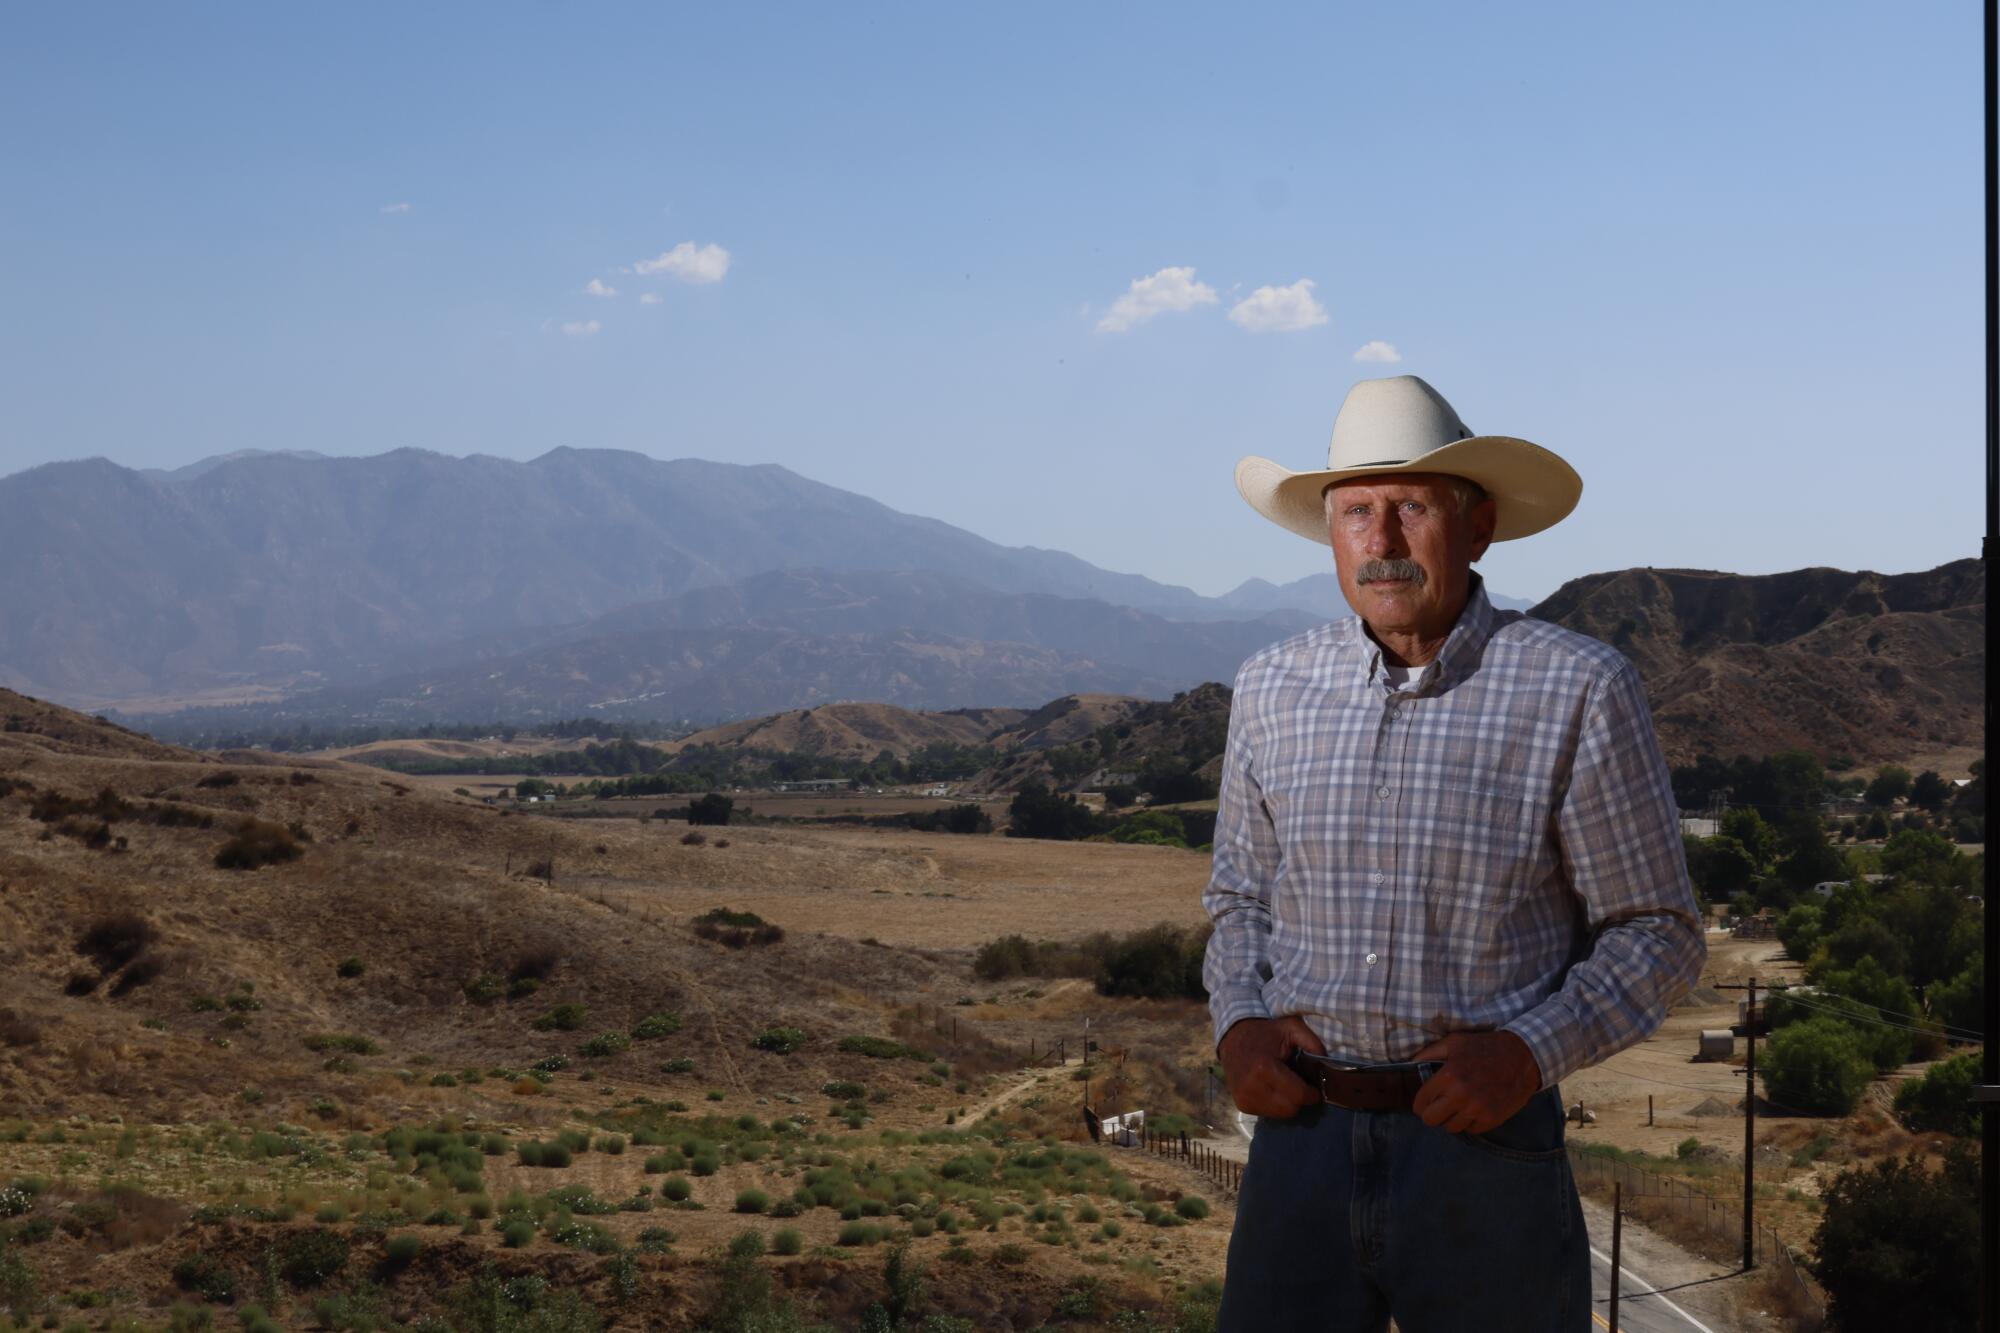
[0,3,1982,601]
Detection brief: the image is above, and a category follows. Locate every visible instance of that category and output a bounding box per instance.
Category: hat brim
[1235,436,1582,544]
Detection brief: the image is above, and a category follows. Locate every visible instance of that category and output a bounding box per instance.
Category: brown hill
[1531,559,1983,764]
[664,701,1030,761]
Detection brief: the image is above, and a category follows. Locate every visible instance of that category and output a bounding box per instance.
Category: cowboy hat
[1235,375,1582,543]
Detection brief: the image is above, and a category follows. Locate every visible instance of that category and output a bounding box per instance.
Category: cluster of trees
[1753,828,1982,1116]
[972,924,1211,1001]
[148,714,690,752]
[1004,784,1214,848]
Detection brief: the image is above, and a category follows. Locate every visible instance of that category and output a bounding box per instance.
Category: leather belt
[1287,1053,1441,1113]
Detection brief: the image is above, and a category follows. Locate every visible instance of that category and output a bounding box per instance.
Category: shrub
[516,1141,573,1169]
[532,1003,589,1032]
[76,911,156,972]
[637,1226,676,1253]
[213,819,303,870]
[752,1027,807,1054]
[660,1176,692,1203]
[1815,1147,1976,1331]
[663,1057,695,1074]
[462,973,504,1005]
[772,1227,803,1256]
[581,1032,631,1058]
[501,1218,537,1248]
[734,1190,770,1214]
[688,793,734,826]
[171,1252,237,1303]
[336,958,366,978]
[1174,1195,1210,1220]
[1095,923,1210,1000]
[680,830,707,846]
[838,1035,926,1061]
[303,1033,378,1055]
[632,1011,682,1040]
[382,1234,422,1269]
[694,908,784,948]
[838,1221,886,1246]
[1894,1052,1980,1137]
[1005,783,1106,841]
[821,1080,866,1099]
[273,1228,350,1287]
[1763,1017,1875,1116]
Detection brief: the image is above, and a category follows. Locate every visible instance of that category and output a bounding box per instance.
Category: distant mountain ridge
[3,447,1350,707]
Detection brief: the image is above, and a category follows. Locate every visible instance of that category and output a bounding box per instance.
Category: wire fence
[1567,1147,1825,1328]
[1127,1124,1243,1196]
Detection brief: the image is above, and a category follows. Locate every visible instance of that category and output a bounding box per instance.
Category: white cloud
[1353,340,1403,363]
[584,278,618,298]
[560,320,602,337]
[1095,266,1218,333]
[638,292,662,305]
[1227,278,1329,333]
[635,240,731,283]
[380,202,411,214]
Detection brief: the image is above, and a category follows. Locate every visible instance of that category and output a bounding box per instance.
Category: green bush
[516,1141,573,1169]
[1762,1017,1875,1116]
[170,1252,236,1303]
[662,1057,695,1074]
[1815,1147,1976,1331]
[734,1190,770,1214]
[771,1227,803,1256]
[838,1221,886,1246]
[661,1176,692,1202]
[632,1011,682,1040]
[382,1234,422,1269]
[580,1031,632,1058]
[462,973,504,1005]
[1894,1052,1980,1137]
[752,1027,807,1054]
[336,958,366,979]
[1174,1195,1210,1220]
[637,1226,676,1253]
[532,1003,589,1032]
[501,1219,536,1248]
[837,1035,926,1061]
[273,1229,350,1287]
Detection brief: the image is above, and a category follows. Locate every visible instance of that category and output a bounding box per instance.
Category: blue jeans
[1218,1086,1589,1332]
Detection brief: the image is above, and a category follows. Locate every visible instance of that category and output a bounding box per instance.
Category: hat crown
[1326,375,1474,471]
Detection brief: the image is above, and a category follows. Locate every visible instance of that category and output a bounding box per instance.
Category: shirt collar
[1351,573,1498,694]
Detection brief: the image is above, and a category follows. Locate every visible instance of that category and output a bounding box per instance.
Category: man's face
[1325,473,1497,641]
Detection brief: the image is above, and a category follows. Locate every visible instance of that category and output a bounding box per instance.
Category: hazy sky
[0,4,1982,601]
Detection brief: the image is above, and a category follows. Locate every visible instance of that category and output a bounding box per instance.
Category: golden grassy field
[0,691,1230,1330]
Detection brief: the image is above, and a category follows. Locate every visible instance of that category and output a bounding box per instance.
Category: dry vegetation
[0,690,1230,1330]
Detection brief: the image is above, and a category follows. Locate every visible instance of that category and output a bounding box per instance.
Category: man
[1205,375,1706,1332]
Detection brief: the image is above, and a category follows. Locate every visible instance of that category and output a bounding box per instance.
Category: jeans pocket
[1464,1087,1566,1163]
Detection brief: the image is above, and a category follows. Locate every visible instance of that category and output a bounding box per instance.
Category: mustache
[1357,558,1428,586]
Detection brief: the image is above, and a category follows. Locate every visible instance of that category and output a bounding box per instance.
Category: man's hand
[1218,1016,1326,1119]
[1410,1030,1543,1135]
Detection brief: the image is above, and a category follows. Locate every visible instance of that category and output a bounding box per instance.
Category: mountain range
[3,447,1353,713]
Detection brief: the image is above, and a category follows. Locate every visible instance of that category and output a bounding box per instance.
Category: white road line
[1589,1246,1720,1333]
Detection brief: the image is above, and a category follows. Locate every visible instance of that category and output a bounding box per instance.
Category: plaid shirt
[1202,577,1706,1089]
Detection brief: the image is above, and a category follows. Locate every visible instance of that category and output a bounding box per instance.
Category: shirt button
[1365,952,1379,966]
[1375,785,1390,799]
[1371,870,1385,885]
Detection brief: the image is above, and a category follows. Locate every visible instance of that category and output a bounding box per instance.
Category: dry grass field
[0,691,1229,1330]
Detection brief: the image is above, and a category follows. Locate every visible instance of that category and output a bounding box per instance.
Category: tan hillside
[0,688,1238,1329]
[664,702,1029,761]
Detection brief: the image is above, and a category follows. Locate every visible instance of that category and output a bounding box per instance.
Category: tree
[1812,916,1909,982]
[1005,783,1105,841]
[1910,770,1951,812]
[1864,764,1912,808]
[1878,880,1979,988]
[1775,903,1824,962]
[1761,1017,1874,1115]
[1879,828,1960,883]
[515,777,552,798]
[688,793,734,826]
[1860,809,1891,840]
[1719,808,1780,870]
[1930,955,1984,1038]
[1893,1052,1979,1137]
[1683,835,1757,902]
[1813,1148,1977,1333]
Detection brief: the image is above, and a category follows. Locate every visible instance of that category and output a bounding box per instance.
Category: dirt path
[952,1058,1074,1125]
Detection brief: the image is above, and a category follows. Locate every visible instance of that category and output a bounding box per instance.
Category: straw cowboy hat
[1236,375,1582,543]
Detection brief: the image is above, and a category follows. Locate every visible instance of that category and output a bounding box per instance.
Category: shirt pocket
[1418,784,1551,997]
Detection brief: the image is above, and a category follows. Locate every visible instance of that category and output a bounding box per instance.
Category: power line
[1767,989,1984,1042]
[1764,982,1984,1040]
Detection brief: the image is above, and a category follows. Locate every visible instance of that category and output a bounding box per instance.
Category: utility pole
[1717,976,1759,1269]
[1609,1182,1623,1333]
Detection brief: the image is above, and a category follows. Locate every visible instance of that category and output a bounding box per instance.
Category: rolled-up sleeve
[1202,677,1282,1050]
[1502,662,1708,1088]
